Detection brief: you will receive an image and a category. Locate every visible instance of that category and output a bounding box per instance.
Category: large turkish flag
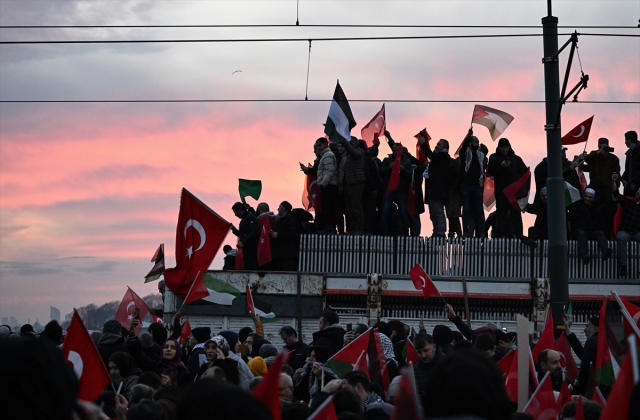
[164,188,231,298]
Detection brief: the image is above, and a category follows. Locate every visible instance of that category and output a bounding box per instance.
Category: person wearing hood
[459,132,487,237]
[487,138,528,239]
[248,356,268,377]
[311,310,346,356]
[217,331,254,390]
[258,343,279,367]
[194,337,239,385]
[293,345,338,403]
[387,320,409,367]
[418,135,452,237]
[98,320,129,366]
[432,325,454,355]
[186,327,211,379]
[222,245,236,270]
[314,137,340,234]
[127,318,192,390]
[109,351,140,398]
[338,136,367,234]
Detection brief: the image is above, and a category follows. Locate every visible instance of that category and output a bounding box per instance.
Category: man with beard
[537,349,572,391]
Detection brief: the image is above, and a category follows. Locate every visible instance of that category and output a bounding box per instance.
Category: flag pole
[180,271,201,310]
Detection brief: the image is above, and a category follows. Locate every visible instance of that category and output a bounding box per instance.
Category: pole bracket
[544,124,560,131]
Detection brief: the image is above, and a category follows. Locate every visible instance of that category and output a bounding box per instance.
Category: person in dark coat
[612,173,640,278]
[568,188,613,264]
[280,326,310,372]
[231,202,260,270]
[269,201,308,271]
[311,310,346,356]
[487,138,528,239]
[98,320,129,366]
[525,187,549,241]
[187,327,211,379]
[359,140,382,234]
[459,133,486,238]
[622,130,640,196]
[379,137,413,236]
[584,138,620,205]
[418,135,451,237]
[412,333,443,398]
[563,314,599,396]
[222,245,236,270]
[534,146,582,193]
[194,339,240,384]
[340,137,367,234]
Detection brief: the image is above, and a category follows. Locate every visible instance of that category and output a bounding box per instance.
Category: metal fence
[298,235,639,279]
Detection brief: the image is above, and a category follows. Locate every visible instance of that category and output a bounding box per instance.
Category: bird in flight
[232,70,242,74]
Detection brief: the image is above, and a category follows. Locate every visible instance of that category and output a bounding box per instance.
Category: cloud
[73,260,118,273]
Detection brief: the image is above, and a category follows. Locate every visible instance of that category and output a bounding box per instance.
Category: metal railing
[298,235,639,279]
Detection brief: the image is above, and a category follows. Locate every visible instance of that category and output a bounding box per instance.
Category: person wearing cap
[568,188,612,264]
[584,137,620,204]
[187,327,211,378]
[621,130,640,196]
[562,313,598,396]
[487,138,529,240]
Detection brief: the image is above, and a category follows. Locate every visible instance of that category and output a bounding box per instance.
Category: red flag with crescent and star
[562,116,594,146]
[360,104,386,147]
[302,165,321,212]
[414,128,432,165]
[61,311,111,401]
[385,145,403,197]
[164,188,232,298]
[257,213,276,267]
[115,287,150,335]
[409,263,441,300]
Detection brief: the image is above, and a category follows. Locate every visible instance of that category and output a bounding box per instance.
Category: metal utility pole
[542,0,568,336]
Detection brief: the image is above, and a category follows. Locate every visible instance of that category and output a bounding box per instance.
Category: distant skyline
[1,1,638,323]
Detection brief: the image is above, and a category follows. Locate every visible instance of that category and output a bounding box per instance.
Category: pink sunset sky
[1,1,638,324]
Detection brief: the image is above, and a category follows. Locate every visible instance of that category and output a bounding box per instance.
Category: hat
[103,320,122,335]
[218,330,239,351]
[585,188,596,195]
[259,344,278,359]
[191,327,211,344]
[248,357,268,377]
[432,325,454,346]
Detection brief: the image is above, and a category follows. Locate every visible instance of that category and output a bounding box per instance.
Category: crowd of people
[223,130,639,278]
[3,302,637,420]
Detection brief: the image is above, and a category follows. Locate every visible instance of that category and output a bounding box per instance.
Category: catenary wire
[0,24,637,29]
[1,100,637,104]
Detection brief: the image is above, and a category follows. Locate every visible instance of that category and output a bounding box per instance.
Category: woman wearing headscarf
[292,345,337,403]
[108,351,140,398]
[212,334,254,390]
[258,344,279,367]
[127,319,192,390]
[248,356,268,377]
[194,337,240,385]
[250,336,270,359]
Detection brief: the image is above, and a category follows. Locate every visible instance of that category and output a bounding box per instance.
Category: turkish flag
[302,165,321,212]
[531,306,554,363]
[497,349,516,378]
[115,287,150,335]
[414,128,431,165]
[577,162,588,192]
[617,295,640,339]
[562,116,593,146]
[151,314,164,324]
[164,188,231,298]
[554,332,579,381]
[308,397,338,420]
[556,380,572,413]
[178,319,191,345]
[599,342,635,420]
[235,238,245,270]
[61,311,111,401]
[252,354,284,420]
[385,145,403,197]
[361,104,386,147]
[409,263,441,300]
[257,213,276,267]
[574,397,586,420]
[406,168,417,217]
[523,372,559,420]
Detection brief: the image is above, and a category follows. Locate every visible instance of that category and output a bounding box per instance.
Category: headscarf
[218,330,239,351]
[248,357,268,377]
[159,338,188,383]
[109,351,134,378]
[258,344,278,359]
[211,335,230,356]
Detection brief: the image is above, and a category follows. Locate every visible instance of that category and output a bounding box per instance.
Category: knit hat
[191,327,211,344]
[218,330,239,351]
[471,327,495,344]
[248,357,268,377]
[432,325,454,346]
[103,320,122,335]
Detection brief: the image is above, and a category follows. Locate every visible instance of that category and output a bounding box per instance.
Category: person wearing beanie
[432,325,454,355]
[563,313,599,396]
[487,137,528,240]
[19,324,36,337]
[248,356,268,377]
[258,343,279,366]
[187,327,211,379]
[41,320,63,346]
[98,320,128,366]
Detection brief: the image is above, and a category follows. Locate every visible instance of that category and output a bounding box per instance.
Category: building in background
[10,317,17,328]
[50,306,61,322]
[1,317,8,325]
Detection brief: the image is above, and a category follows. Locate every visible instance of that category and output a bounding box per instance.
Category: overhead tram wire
[0,24,637,29]
[1,99,637,104]
[1,32,637,45]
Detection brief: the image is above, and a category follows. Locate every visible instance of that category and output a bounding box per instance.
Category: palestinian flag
[326,328,372,378]
[565,182,582,206]
[246,284,278,323]
[503,167,531,212]
[471,104,514,141]
[402,338,418,364]
[201,273,241,306]
[368,329,389,390]
[353,350,369,379]
[595,299,624,387]
[144,244,165,283]
[324,81,357,145]
[598,337,638,420]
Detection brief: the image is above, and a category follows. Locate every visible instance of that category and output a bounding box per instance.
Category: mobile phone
[132,307,140,320]
[346,323,352,332]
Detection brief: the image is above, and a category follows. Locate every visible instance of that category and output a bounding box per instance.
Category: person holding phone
[583,137,621,204]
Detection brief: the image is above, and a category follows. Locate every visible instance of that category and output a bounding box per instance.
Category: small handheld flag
[408,263,444,302]
[361,104,386,146]
[471,105,514,141]
[561,116,593,146]
[144,244,165,283]
[238,179,262,203]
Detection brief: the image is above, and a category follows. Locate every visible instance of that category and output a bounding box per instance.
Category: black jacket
[487,148,527,195]
[235,212,260,248]
[380,153,413,193]
[525,199,548,237]
[311,325,346,356]
[194,358,240,385]
[569,200,607,232]
[419,143,451,201]
[622,145,640,192]
[284,340,310,372]
[187,347,206,379]
[413,349,443,397]
[534,157,581,192]
[569,333,598,395]
[271,209,312,260]
[97,334,129,367]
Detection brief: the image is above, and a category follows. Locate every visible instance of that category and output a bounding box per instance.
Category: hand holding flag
[414,128,431,165]
[115,287,150,335]
[471,105,514,141]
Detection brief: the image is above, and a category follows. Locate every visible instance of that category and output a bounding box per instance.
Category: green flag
[238,179,262,203]
[201,273,241,306]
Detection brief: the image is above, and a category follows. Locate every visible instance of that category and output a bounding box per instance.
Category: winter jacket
[534,157,581,192]
[569,200,609,232]
[525,199,548,237]
[459,142,485,186]
[569,333,598,395]
[311,324,346,356]
[97,333,128,367]
[584,151,620,189]
[227,351,254,390]
[614,191,640,233]
[487,146,527,195]
[341,139,366,185]
[419,143,451,201]
[194,357,240,384]
[235,212,260,248]
[622,145,640,191]
[380,153,413,193]
[284,340,311,372]
[413,349,443,397]
[271,210,305,260]
[187,347,207,379]
[317,148,339,188]
[223,250,236,270]
[154,384,180,420]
